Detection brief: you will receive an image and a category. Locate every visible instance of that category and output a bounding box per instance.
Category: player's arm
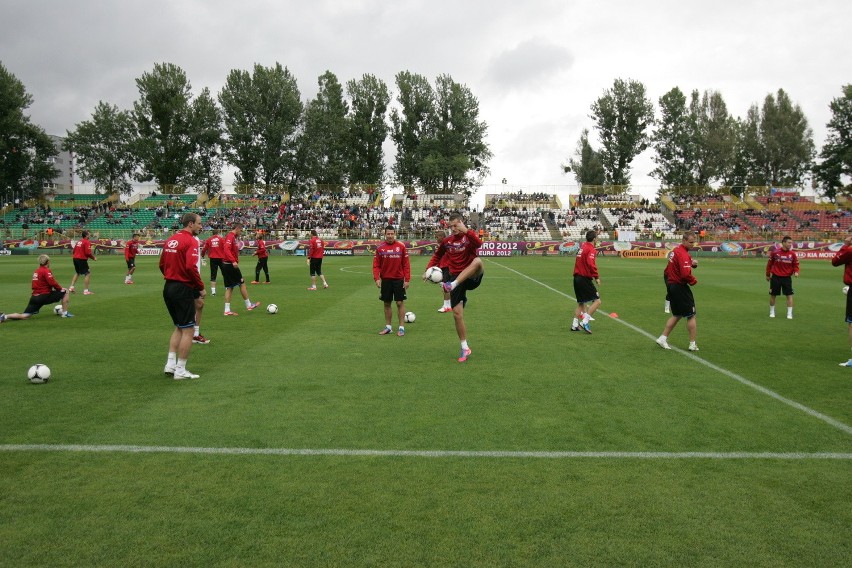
[402,249,411,289]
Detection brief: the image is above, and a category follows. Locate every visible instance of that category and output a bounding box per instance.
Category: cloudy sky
[2,0,849,204]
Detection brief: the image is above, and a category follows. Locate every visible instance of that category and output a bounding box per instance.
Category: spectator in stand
[766,236,799,319]
[832,234,852,367]
[373,226,410,336]
[69,230,97,295]
[251,232,270,284]
[307,229,329,290]
[159,213,205,379]
[0,255,73,322]
[124,233,141,284]
[657,232,699,351]
[201,229,224,296]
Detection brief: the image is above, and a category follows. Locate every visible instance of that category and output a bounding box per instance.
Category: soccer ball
[28,364,51,384]
[844,286,849,296]
[424,266,443,283]
[266,303,279,314]
[404,311,416,323]
[53,304,63,315]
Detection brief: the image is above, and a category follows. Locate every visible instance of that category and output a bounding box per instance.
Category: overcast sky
[2,0,850,204]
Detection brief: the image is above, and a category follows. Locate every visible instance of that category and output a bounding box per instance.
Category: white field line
[1,444,850,460]
[488,259,852,436]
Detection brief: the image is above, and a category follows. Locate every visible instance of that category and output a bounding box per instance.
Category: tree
[564,128,605,186]
[0,62,58,199]
[759,88,814,186]
[298,71,350,188]
[814,84,852,201]
[690,89,736,186]
[183,88,223,196]
[133,62,195,190]
[650,87,695,188]
[390,71,434,189]
[590,78,655,186]
[346,74,390,187]
[219,63,302,191]
[419,74,491,194]
[64,101,138,194]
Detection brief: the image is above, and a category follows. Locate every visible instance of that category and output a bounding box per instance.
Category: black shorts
[163,280,200,328]
[379,279,407,302]
[573,275,599,305]
[220,262,244,288]
[126,258,136,269]
[73,259,90,275]
[23,290,65,315]
[309,257,323,276]
[450,271,484,308]
[667,282,696,319]
[209,258,223,281]
[441,267,451,282]
[769,274,794,296]
[846,288,852,324]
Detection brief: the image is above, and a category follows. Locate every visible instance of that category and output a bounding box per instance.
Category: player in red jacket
[219,223,260,316]
[766,235,799,319]
[572,230,601,333]
[159,213,205,379]
[425,213,484,362]
[831,233,852,366]
[124,233,141,284]
[373,226,410,336]
[307,229,329,290]
[1,254,73,322]
[657,232,699,351]
[433,229,452,312]
[251,232,270,284]
[201,229,224,296]
[69,230,97,295]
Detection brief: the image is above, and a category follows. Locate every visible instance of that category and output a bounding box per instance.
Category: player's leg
[452,304,472,361]
[686,316,698,351]
[253,260,262,284]
[396,300,406,335]
[572,302,585,331]
[380,301,393,334]
[83,271,92,294]
[319,261,327,287]
[444,258,484,291]
[262,258,270,282]
[657,316,680,349]
[193,297,209,344]
[2,312,33,321]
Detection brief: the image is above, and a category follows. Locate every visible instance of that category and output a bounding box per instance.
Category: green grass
[1,253,850,567]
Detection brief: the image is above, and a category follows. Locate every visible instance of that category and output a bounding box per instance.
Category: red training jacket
[766,247,799,277]
[373,240,411,281]
[573,241,599,278]
[202,234,224,259]
[254,239,268,259]
[32,265,63,295]
[831,244,852,285]
[665,244,698,286]
[221,232,240,263]
[124,240,139,261]
[308,236,325,259]
[427,229,482,275]
[72,238,95,260]
[159,229,204,290]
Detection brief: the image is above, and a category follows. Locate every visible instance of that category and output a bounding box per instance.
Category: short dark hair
[449,213,463,222]
[311,229,318,236]
[385,225,396,232]
[585,230,596,242]
[782,235,792,242]
[81,230,89,238]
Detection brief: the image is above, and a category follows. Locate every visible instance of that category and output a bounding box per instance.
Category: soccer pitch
[1,253,850,566]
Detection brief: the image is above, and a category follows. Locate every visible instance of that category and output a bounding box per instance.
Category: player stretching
[571,230,601,333]
[124,233,140,284]
[766,235,799,319]
[657,232,699,351]
[0,254,73,322]
[69,230,96,294]
[426,213,484,362]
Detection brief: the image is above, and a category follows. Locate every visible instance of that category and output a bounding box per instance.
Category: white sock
[582,313,590,323]
[176,358,187,372]
[658,335,668,342]
[461,340,469,350]
[572,318,579,327]
[398,326,404,331]
[245,299,252,308]
[787,307,793,317]
[211,286,216,294]
[385,324,392,330]
[194,326,200,336]
[224,303,231,312]
[167,352,177,366]
[443,300,451,308]
[664,300,670,309]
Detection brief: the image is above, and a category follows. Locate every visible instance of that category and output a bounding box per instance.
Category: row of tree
[566,79,851,200]
[68,63,490,197]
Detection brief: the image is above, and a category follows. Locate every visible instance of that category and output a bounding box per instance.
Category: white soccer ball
[28,364,51,384]
[53,304,63,315]
[266,303,279,314]
[844,286,849,296]
[404,311,416,323]
[424,266,444,283]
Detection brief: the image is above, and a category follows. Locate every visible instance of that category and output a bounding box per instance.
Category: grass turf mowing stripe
[489,259,852,436]
[2,444,851,460]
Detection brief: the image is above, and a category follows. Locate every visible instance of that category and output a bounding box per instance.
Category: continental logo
[620,249,668,259]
